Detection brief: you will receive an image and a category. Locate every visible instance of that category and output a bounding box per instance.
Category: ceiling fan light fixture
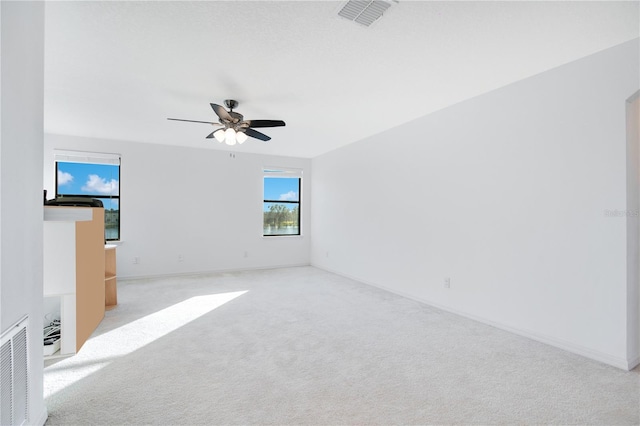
[236,131,248,144]
[225,128,237,145]
[213,128,226,143]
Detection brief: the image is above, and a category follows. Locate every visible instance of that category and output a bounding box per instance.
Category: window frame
[54,151,121,242]
[263,168,302,237]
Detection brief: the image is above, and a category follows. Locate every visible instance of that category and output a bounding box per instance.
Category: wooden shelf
[105,246,117,309]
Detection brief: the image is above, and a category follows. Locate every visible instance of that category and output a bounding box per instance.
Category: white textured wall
[0,1,47,423]
[311,39,640,369]
[44,135,311,278]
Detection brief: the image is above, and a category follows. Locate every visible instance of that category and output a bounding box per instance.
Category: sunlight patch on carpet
[45,290,248,398]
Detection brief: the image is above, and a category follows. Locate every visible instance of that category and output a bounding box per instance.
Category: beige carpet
[44,266,639,425]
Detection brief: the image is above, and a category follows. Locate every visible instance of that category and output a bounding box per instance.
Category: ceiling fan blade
[247,120,286,128]
[168,118,218,125]
[244,128,271,142]
[210,103,234,122]
[206,131,216,139]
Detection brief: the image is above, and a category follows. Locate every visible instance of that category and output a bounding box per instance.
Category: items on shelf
[43,316,61,356]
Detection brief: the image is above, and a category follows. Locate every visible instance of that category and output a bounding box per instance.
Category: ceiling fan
[167,100,286,145]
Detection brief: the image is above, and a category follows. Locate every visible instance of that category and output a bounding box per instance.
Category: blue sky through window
[57,163,119,197]
[263,177,299,205]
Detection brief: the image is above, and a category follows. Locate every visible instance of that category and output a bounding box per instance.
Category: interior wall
[44,135,311,278]
[1,1,47,424]
[311,39,640,369]
[627,90,640,367]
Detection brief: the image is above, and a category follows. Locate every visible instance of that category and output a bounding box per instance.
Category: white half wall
[1,1,47,424]
[44,135,311,278]
[311,39,640,369]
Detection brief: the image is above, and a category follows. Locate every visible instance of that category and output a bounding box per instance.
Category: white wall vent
[1,316,29,426]
[337,0,397,27]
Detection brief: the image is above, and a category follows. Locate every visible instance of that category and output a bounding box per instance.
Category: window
[263,168,301,236]
[54,151,121,241]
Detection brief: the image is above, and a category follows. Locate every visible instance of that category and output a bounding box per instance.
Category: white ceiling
[44,1,639,158]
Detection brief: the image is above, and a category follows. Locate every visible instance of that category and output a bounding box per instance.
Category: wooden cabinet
[43,206,105,356]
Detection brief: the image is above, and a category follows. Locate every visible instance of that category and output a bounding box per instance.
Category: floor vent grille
[1,316,29,426]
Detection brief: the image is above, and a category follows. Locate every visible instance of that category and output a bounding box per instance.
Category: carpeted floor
[44,266,639,425]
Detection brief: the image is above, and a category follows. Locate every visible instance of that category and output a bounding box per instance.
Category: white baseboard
[35,407,48,426]
[627,355,640,370]
[118,263,311,282]
[312,263,634,371]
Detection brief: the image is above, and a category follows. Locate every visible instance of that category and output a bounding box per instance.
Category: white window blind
[54,150,121,165]
[263,167,303,178]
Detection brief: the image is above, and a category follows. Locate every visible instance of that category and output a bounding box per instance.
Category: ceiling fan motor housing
[225,111,244,125]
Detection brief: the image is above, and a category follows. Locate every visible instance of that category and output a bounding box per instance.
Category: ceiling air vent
[338,0,397,27]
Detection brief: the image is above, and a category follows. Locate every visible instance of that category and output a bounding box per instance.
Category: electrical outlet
[444,277,451,288]
[244,251,248,258]
[178,254,184,262]
[132,257,140,264]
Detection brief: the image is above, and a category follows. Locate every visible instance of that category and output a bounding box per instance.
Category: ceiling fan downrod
[224,99,238,111]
